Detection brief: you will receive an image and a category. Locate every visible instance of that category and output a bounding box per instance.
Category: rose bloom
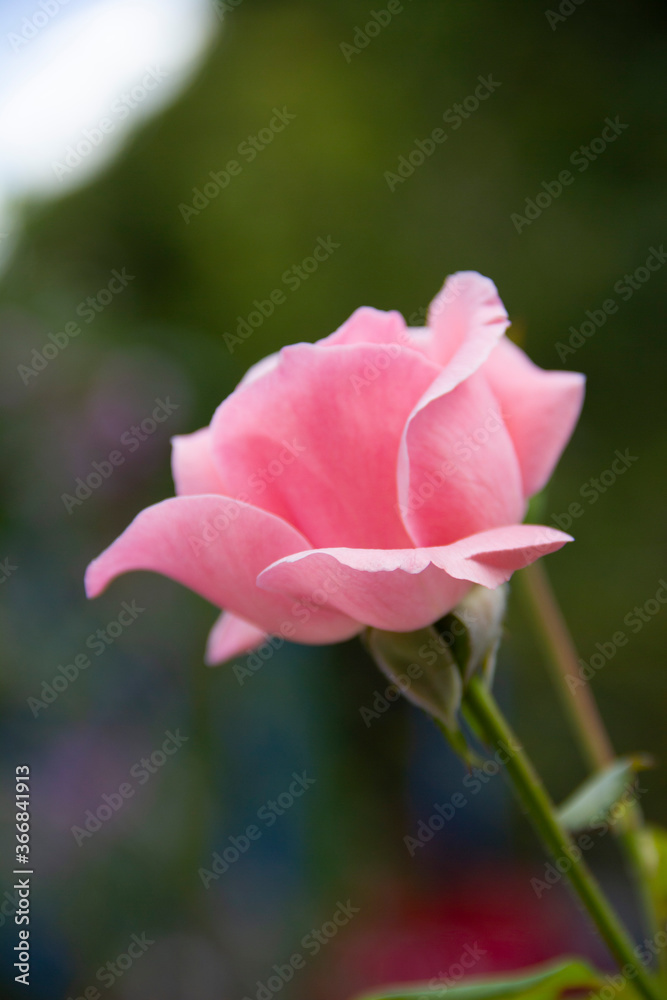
[86,272,584,664]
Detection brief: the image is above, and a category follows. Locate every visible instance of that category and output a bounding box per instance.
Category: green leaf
[352,957,603,1000]
[557,755,653,832]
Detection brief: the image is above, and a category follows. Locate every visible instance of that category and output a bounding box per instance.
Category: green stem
[514,563,614,771]
[515,563,660,946]
[462,675,661,1000]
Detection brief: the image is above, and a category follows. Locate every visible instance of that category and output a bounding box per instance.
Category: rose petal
[239,351,281,387]
[85,495,360,643]
[209,342,441,549]
[441,524,574,583]
[171,428,226,496]
[205,611,267,666]
[398,371,525,547]
[423,271,510,388]
[483,338,586,497]
[319,306,408,348]
[258,524,572,632]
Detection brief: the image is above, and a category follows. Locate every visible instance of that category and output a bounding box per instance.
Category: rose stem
[515,562,660,945]
[514,562,614,771]
[462,675,661,1000]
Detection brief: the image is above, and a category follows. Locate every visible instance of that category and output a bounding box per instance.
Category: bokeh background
[1,0,666,996]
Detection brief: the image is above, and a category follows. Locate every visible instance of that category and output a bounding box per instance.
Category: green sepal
[363,625,463,733]
[433,719,485,770]
[435,584,508,685]
[362,587,509,767]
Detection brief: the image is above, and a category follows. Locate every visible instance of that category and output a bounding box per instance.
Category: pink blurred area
[309,867,584,1000]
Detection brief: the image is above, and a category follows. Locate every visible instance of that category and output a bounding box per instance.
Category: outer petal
[319,307,445,358]
[85,495,360,644]
[205,611,267,666]
[399,371,525,547]
[171,428,226,496]
[318,306,408,348]
[239,309,409,387]
[422,271,510,389]
[483,338,585,498]
[209,342,441,549]
[257,524,572,632]
[239,351,281,387]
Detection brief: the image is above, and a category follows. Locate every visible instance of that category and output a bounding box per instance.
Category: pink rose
[86,272,584,664]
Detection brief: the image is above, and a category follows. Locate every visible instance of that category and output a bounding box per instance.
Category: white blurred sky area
[0,0,217,262]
